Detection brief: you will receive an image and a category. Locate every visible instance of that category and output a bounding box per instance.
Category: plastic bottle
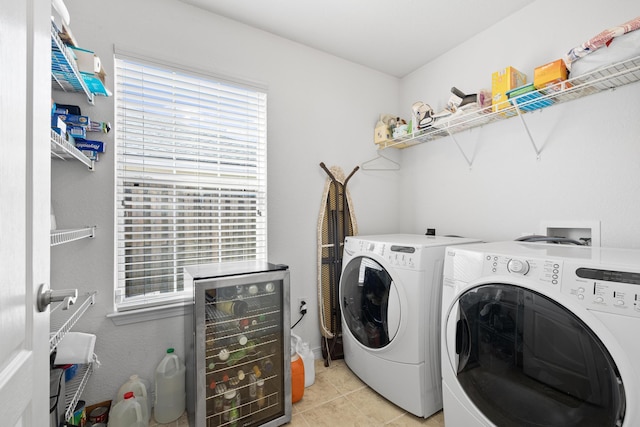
[298,341,315,387]
[226,348,247,366]
[291,349,305,403]
[154,348,186,423]
[108,392,145,427]
[223,389,239,426]
[213,383,227,415]
[256,379,265,409]
[217,300,248,316]
[248,373,257,400]
[292,333,315,387]
[116,375,151,424]
[252,365,262,378]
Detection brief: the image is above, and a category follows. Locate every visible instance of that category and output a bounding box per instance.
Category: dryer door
[447,283,625,427]
[340,256,401,349]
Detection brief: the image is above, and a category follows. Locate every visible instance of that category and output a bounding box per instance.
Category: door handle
[455,313,471,372]
[37,284,78,312]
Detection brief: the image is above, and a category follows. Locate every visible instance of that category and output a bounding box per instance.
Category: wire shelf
[50,291,97,354]
[50,226,96,247]
[380,55,640,150]
[64,359,96,421]
[50,129,95,170]
[51,22,94,104]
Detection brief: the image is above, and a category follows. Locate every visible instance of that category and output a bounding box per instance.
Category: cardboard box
[52,127,66,137]
[507,83,554,112]
[81,72,110,97]
[374,123,391,145]
[75,139,105,153]
[534,59,568,91]
[492,66,527,113]
[51,116,67,135]
[68,46,101,74]
[68,125,86,139]
[53,113,90,127]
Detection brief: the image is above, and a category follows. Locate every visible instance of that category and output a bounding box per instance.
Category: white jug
[108,392,145,427]
[116,375,150,424]
[154,348,186,423]
[291,333,315,387]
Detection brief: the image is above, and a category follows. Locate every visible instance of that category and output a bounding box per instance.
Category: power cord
[291,300,307,329]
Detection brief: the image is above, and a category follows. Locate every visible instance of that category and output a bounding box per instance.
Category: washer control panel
[346,238,419,269]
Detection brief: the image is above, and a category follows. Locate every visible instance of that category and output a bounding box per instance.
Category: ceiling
[180,0,535,78]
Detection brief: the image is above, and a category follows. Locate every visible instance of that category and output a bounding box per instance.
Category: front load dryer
[339,234,481,418]
[441,241,639,427]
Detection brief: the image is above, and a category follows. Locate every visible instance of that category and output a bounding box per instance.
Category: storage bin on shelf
[507,84,554,112]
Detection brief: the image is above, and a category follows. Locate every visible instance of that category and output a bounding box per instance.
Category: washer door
[341,256,401,349]
[447,283,625,427]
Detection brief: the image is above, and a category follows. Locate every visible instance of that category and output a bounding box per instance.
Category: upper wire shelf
[51,22,94,104]
[379,55,640,150]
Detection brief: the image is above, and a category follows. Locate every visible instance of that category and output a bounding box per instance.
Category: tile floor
[149,358,445,427]
[150,411,190,427]
[289,358,444,427]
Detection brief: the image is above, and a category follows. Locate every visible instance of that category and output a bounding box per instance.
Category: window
[115,55,267,311]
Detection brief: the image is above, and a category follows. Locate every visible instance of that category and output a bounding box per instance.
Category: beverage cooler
[184,261,292,427]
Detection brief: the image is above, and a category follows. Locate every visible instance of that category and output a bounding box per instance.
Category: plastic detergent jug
[154,348,186,423]
[108,392,145,427]
[291,347,305,403]
[292,333,315,387]
[116,375,150,424]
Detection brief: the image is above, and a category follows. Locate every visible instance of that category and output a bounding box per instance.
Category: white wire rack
[51,291,98,420]
[50,291,97,354]
[380,55,640,151]
[64,359,96,421]
[50,226,96,247]
[51,22,94,104]
[50,129,95,170]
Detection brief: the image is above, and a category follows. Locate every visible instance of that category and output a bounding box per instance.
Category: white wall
[53,0,640,408]
[52,0,400,405]
[399,0,640,247]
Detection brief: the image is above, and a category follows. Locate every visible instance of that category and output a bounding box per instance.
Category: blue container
[507,83,554,111]
[63,364,78,382]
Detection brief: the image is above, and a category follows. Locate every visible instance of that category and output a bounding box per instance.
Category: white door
[0,0,50,425]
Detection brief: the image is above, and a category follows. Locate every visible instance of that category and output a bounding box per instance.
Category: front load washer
[441,241,640,427]
[339,234,481,418]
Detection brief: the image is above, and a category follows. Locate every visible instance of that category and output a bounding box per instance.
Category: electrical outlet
[298,297,308,314]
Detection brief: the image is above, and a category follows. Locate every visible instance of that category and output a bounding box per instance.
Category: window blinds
[115,56,267,309]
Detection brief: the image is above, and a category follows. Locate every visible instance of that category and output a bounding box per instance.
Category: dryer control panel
[563,265,640,318]
[482,254,562,286]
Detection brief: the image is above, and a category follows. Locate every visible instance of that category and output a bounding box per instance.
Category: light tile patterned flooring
[149,358,445,427]
[289,358,445,427]
[150,411,190,427]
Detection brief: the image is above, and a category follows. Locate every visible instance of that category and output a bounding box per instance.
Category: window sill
[107,298,193,326]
